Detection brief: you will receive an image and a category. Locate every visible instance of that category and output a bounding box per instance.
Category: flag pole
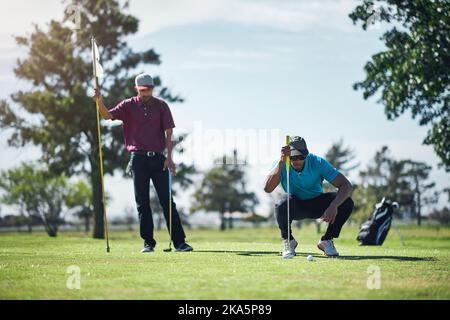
[92,36,110,253]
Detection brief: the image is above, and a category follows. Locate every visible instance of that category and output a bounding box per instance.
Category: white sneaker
[317,239,339,257]
[282,239,298,259]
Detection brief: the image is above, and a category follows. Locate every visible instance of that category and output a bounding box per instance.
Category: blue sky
[0,0,448,218]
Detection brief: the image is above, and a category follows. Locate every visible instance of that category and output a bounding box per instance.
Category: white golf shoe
[317,239,339,257]
[282,239,298,259]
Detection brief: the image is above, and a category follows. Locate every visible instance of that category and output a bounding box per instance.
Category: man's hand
[280,145,291,163]
[92,87,101,102]
[321,204,338,224]
[164,158,177,175]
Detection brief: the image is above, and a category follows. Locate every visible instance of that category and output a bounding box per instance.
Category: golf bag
[356,197,399,246]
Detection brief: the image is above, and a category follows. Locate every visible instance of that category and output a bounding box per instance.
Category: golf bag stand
[356,197,400,246]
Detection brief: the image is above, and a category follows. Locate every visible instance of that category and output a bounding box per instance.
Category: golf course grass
[0,224,449,299]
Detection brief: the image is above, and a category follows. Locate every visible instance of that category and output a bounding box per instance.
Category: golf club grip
[285,135,290,172]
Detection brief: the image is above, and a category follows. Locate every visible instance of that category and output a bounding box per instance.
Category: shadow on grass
[334,255,437,261]
[192,250,437,261]
[194,250,281,257]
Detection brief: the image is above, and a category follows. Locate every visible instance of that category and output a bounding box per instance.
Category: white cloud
[131,0,360,36]
[197,48,272,60]
[178,60,240,71]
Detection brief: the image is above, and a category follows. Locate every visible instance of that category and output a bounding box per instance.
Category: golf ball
[307,255,314,262]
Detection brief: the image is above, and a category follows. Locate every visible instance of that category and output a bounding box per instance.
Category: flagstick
[92,36,110,253]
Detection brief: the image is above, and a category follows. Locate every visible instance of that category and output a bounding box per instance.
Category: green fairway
[0,224,449,299]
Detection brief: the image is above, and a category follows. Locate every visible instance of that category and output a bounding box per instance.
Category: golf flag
[91,36,110,253]
[91,38,104,78]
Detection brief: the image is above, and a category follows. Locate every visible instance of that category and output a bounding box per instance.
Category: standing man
[93,73,193,253]
[264,136,354,258]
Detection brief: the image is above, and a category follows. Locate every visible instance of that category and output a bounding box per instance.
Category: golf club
[284,135,291,259]
[163,171,173,252]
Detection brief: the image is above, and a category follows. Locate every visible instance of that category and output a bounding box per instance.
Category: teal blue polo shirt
[270,153,340,200]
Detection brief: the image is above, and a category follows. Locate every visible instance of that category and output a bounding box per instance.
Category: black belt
[131,151,163,157]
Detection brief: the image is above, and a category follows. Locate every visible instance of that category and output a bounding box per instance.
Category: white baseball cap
[135,73,154,89]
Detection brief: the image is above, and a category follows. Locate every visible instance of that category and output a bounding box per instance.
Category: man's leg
[131,155,155,247]
[275,196,309,240]
[301,193,354,240]
[150,156,186,247]
[322,196,354,239]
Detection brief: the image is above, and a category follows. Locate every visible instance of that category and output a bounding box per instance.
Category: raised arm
[92,88,113,120]
[264,145,290,193]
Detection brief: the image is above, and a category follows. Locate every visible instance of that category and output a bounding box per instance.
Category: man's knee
[341,197,354,214]
[275,199,288,220]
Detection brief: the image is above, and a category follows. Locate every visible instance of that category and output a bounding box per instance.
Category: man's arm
[93,88,113,120]
[164,128,176,175]
[321,173,353,223]
[264,161,283,193]
[165,128,174,160]
[329,173,354,207]
[264,145,290,193]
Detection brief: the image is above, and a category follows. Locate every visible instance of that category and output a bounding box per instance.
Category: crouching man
[264,136,354,258]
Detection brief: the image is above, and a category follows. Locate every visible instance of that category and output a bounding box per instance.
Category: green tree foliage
[355,146,437,225]
[0,0,182,239]
[401,160,438,225]
[0,163,68,237]
[192,150,258,230]
[428,206,450,225]
[349,0,450,170]
[65,180,93,232]
[325,138,360,176]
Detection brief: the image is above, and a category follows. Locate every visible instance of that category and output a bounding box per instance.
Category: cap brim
[135,85,154,90]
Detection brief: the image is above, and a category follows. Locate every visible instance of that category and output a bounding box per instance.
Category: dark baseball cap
[289,136,309,156]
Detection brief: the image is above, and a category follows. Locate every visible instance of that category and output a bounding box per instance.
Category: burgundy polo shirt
[108,96,175,152]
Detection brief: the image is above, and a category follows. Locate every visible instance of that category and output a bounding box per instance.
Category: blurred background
[0,0,448,236]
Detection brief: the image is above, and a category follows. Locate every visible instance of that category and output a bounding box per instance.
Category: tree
[349,0,450,170]
[191,150,259,230]
[65,180,93,232]
[123,205,136,231]
[0,163,68,237]
[356,146,438,225]
[325,138,360,175]
[402,160,438,226]
[428,207,450,225]
[359,146,415,211]
[0,0,183,239]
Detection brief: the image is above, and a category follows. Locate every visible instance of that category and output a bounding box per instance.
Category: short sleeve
[109,99,130,122]
[161,102,175,130]
[318,157,340,183]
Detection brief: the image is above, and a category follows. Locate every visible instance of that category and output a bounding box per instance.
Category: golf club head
[163,248,172,252]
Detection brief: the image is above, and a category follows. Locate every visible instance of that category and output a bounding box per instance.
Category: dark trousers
[275,192,354,240]
[130,153,186,247]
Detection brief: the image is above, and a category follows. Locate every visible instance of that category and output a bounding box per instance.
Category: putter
[163,171,173,252]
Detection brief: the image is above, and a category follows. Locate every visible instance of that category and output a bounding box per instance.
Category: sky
[0,0,448,219]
